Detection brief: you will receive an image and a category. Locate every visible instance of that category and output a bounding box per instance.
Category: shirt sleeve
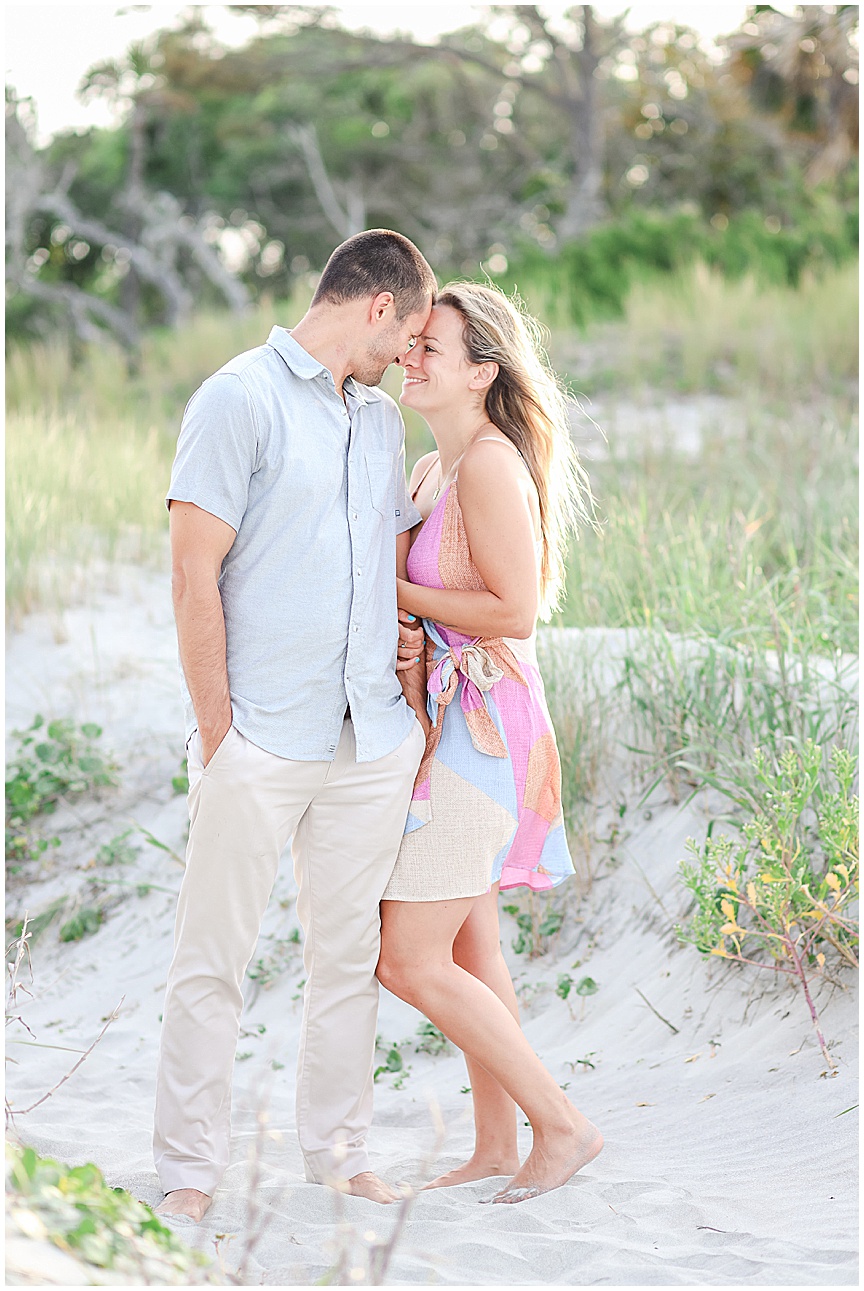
[166,373,259,531]
[394,429,422,535]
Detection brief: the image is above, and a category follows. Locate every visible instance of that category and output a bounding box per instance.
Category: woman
[378,283,602,1204]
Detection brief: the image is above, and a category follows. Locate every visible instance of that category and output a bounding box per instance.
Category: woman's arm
[397,441,539,639]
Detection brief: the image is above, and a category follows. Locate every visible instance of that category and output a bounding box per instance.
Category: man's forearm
[173,571,233,754]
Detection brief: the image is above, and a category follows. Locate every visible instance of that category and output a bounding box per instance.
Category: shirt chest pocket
[366,450,394,518]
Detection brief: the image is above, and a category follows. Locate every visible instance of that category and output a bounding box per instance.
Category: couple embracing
[153,229,602,1220]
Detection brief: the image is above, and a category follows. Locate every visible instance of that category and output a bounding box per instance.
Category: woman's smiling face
[398,304,476,413]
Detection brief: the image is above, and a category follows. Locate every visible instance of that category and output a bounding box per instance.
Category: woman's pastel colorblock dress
[383,474,574,901]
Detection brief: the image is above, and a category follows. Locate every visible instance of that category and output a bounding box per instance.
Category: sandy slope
[5,565,858,1286]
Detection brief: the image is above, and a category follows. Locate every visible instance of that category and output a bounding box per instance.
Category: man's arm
[169,500,238,765]
[396,530,431,735]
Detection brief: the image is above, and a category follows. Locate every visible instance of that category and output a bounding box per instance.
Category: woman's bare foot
[154,1188,212,1222]
[490,1115,602,1204]
[424,1154,520,1189]
[334,1171,402,1204]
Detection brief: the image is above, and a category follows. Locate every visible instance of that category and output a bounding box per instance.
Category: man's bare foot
[489,1114,603,1204]
[334,1171,401,1204]
[424,1154,520,1189]
[154,1188,212,1222]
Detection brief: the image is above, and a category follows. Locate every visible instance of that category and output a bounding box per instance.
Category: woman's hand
[396,608,425,672]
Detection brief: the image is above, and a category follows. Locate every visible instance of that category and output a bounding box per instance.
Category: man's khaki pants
[153,716,424,1195]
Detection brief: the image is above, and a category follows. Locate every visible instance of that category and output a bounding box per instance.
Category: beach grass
[549,260,858,399]
[556,397,858,653]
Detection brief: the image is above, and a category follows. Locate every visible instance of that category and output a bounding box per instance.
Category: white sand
[6,564,859,1286]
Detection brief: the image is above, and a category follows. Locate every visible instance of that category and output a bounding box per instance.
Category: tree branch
[289,122,360,238]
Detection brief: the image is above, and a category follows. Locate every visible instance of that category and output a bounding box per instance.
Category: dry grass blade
[15,997,125,1117]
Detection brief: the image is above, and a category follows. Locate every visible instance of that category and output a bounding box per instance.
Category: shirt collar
[267,326,383,405]
[345,375,376,407]
[266,326,326,379]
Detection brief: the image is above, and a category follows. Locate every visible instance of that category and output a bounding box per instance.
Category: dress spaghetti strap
[455,435,529,475]
[472,436,522,451]
[456,434,540,543]
[410,453,440,501]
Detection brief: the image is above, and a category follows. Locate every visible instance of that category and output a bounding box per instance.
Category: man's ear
[469,361,499,392]
[369,291,396,324]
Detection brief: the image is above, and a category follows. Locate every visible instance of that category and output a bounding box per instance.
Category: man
[154,229,436,1219]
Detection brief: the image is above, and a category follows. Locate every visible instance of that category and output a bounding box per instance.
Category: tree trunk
[119,102,147,325]
[557,6,606,241]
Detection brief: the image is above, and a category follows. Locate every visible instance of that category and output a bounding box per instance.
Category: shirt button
[352,513,358,520]
[353,626,359,633]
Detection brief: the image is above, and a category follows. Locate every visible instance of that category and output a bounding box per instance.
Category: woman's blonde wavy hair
[438,280,595,620]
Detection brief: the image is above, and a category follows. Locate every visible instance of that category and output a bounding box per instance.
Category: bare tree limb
[8,273,141,349]
[33,190,193,324]
[289,122,364,237]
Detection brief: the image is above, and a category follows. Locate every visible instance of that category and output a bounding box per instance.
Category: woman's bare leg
[425,887,520,1187]
[378,896,602,1203]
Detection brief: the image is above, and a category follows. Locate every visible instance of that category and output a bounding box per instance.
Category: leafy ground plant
[415,1021,451,1056]
[59,905,104,943]
[556,973,599,1021]
[95,828,141,866]
[6,1141,217,1285]
[502,894,565,957]
[373,1037,410,1089]
[677,742,858,1071]
[5,716,117,869]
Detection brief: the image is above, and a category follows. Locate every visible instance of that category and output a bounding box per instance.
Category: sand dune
[6,565,858,1285]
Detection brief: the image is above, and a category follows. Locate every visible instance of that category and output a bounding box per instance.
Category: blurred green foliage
[5,6,858,344]
[499,199,857,327]
[5,1141,215,1283]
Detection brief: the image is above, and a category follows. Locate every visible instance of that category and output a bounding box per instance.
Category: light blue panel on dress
[433,687,520,820]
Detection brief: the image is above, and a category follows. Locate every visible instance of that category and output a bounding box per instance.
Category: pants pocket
[202,724,237,775]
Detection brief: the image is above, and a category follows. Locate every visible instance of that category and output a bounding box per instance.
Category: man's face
[353,298,433,387]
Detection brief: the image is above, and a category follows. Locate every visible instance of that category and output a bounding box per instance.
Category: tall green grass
[551,261,858,397]
[556,400,858,652]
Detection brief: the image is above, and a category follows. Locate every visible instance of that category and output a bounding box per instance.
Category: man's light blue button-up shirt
[167,325,422,763]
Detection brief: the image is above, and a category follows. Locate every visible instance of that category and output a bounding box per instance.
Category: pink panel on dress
[413,776,431,801]
[503,806,550,868]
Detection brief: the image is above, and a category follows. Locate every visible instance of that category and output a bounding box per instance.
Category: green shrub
[677,742,859,1071]
[498,201,858,327]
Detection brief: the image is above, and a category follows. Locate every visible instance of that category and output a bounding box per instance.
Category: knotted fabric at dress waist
[424,623,512,759]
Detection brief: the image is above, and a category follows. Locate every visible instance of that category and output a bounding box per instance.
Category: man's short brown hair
[312,229,437,319]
